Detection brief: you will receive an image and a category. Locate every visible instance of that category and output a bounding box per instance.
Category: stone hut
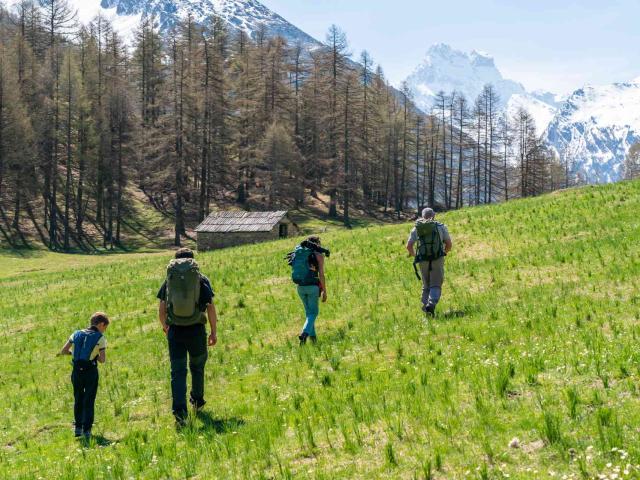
[195,211,295,251]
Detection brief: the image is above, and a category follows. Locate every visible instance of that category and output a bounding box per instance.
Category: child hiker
[58,312,110,439]
[287,236,329,345]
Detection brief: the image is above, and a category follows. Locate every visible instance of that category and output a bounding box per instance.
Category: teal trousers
[297,285,320,336]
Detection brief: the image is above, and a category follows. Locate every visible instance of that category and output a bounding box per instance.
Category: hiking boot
[299,332,309,345]
[190,395,206,411]
[74,427,83,438]
[423,304,436,316]
[82,430,91,441]
[174,409,188,427]
[174,414,187,428]
[309,335,318,344]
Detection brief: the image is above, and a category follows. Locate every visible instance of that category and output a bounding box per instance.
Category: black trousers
[71,362,99,432]
[167,324,208,417]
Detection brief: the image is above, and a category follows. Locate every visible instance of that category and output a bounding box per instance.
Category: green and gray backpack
[413,219,445,280]
[165,258,203,326]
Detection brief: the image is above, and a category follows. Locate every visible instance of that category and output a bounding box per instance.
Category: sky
[260,0,640,95]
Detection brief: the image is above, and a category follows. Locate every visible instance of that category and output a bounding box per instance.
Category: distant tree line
[0,0,565,250]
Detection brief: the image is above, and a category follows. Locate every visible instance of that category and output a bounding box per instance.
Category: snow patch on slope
[507,94,557,132]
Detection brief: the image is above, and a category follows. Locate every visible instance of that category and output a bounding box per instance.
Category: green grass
[289,208,385,235]
[2,181,640,479]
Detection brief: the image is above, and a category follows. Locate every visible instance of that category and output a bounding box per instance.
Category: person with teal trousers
[287,235,329,345]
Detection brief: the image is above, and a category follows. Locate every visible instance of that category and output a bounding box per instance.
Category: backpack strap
[413,258,434,282]
[413,261,421,281]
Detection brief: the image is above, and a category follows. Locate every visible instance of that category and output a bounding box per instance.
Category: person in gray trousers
[406,208,453,315]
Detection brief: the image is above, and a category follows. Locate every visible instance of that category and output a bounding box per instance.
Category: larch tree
[623,142,640,180]
[324,24,348,218]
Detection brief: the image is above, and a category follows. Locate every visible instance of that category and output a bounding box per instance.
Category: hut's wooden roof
[195,211,288,233]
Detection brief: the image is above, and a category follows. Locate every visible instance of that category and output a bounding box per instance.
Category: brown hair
[175,247,195,259]
[90,312,110,327]
[307,235,321,246]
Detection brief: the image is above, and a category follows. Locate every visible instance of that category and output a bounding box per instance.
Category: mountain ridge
[4,0,321,47]
[99,0,319,46]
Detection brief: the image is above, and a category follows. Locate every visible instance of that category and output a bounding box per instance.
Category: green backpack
[166,258,203,326]
[413,219,445,280]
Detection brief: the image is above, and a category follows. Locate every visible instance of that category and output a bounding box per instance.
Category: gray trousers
[419,258,445,307]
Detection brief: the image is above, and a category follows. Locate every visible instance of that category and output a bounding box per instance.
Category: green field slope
[1,181,639,479]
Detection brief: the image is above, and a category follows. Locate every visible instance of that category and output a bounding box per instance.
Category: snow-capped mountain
[405,43,559,131]
[100,0,318,45]
[543,81,640,183]
[5,0,319,47]
[405,44,640,183]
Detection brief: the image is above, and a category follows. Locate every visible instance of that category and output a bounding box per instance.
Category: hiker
[287,236,329,345]
[406,208,453,315]
[58,312,110,439]
[157,248,218,424]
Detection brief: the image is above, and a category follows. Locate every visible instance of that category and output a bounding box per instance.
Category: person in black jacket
[157,248,218,425]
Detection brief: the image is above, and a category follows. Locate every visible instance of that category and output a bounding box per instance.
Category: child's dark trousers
[71,361,99,433]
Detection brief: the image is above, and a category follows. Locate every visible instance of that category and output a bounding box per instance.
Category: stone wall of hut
[197,227,280,251]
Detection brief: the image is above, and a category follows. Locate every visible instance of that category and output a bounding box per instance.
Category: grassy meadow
[1,180,640,479]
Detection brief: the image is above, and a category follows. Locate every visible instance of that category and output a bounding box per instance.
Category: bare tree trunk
[173,38,185,247]
[415,116,421,214]
[456,97,466,209]
[343,78,351,227]
[399,91,408,215]
[50,59,60,249]
[63,54,72,250]
[439,95,448,209]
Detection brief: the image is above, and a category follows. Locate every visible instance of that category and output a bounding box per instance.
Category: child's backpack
[413,219,445,280]
[166,258,203,326]
[288,245,319,286]
[72,329,103,363]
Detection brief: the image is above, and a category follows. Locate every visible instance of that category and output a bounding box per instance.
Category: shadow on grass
[0,248,45,259]
[79,434,116,448]
[197,412,246,434]
[438,309,469,320]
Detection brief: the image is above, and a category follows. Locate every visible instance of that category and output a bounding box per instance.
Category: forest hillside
[0,0,564,251]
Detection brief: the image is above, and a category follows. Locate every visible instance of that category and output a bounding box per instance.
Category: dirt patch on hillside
[454,236,509,262]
